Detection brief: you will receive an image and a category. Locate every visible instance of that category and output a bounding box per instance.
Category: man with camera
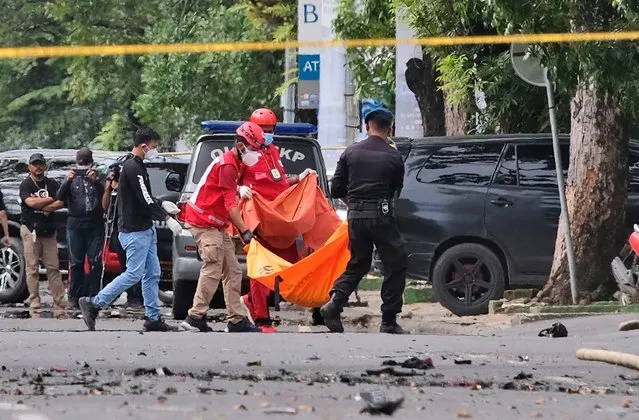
[57,147,104,309]
[19,153,67,310]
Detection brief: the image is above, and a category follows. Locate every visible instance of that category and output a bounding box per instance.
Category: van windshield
[192,139,320,185]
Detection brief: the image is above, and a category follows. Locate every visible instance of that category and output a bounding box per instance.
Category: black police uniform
[329,135,407,323]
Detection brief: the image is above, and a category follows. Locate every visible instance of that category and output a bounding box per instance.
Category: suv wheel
[432,243,505,316]
[0,237,28,303]
[172,279,196,320]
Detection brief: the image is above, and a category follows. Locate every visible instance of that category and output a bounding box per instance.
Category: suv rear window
[192,139,319,185]
[417,144,503,187]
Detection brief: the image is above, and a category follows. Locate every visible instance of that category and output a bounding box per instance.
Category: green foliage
[134,0,283,144]
[0,0,286,151]
[334,0,396,108]
[231,0,297,41]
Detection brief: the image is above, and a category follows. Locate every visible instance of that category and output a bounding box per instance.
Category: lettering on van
[210,147,306,162]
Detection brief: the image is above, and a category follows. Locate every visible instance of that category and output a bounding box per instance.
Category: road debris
[382,357,434,370]
[619,320,639,331]
[129,367,174,377]
[577,348,639,371]
[365,367,423,377]
[247,360,262,367]
[454,359,472,365]
[264,407,297,415]
[357,391,404,416]
[538,323,568,338]
[514,372,533,380]
[234,404,248,411]
[456,409,472,418]
[197,387,226,395]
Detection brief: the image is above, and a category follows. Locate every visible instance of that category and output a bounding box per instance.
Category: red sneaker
[259,325,278,333]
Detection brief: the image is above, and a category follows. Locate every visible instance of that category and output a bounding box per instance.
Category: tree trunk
[404,54,446,136]
[536,84,628,304]
[444,90,468,136]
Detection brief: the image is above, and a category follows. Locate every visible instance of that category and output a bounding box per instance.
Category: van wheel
[172,279,196,320]
[432,243,505,316]
[0,238,27,304]
[158,289,173,305]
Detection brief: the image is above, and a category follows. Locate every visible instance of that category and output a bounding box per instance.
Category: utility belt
[348,199,394,220]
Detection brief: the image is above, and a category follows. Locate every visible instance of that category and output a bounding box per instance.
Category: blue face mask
[264,133,274,146]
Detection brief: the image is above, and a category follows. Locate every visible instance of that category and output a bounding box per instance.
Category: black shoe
[79,297,99,331]
[380,322,410,335]
[227,317,261,333]
[311,307,325,326]
[181,315,212,332]
[144,317,179,332]
[320,299,344,333]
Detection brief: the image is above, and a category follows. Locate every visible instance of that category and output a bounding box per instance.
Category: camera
[106,162,121,182]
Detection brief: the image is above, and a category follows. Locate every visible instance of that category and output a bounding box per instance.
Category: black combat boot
[320,298,344,333]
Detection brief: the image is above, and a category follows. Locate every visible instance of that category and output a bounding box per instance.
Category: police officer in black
[320,101,408,334]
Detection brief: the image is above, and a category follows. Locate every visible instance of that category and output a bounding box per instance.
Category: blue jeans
[93,227,161,320]
[68,225,103,301]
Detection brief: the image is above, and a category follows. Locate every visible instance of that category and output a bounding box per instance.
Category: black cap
[76,147,93,165]
[28,153,46,165]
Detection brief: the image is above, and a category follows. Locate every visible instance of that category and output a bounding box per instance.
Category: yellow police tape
[3,31,639,59]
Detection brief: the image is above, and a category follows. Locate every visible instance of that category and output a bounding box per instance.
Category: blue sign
[298,54,320,81]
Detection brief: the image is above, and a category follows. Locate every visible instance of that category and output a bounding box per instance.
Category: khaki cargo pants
[20,225,66,309]
[187,226,246,324]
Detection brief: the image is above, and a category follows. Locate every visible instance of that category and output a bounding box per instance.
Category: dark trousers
[68,226,103,301]
[112,231,143,302]
[331,217,407,321]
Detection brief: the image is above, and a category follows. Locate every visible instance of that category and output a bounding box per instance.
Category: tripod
[100,188,118,289]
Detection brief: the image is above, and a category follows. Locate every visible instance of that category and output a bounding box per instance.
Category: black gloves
[240,230,254,244]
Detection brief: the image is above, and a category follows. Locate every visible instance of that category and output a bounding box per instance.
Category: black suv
[390,134,639,316]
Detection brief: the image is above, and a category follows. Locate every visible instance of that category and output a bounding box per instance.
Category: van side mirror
[165,171,183,192]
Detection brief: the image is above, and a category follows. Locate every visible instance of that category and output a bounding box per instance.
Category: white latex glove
[162,201,180,215]
[299,168,317,180]
[166,217,183,236]
[239,185,253,200]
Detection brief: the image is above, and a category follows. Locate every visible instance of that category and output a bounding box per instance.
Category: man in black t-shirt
[102,166,143,308]
[19,153,67,309]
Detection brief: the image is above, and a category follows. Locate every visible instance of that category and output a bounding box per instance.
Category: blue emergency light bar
[200,120,317,137]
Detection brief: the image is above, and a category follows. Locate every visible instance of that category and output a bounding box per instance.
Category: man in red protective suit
[180,121,265,333]
[238,108,317,333]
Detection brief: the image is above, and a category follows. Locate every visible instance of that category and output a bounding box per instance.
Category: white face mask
[144,147,159,160]
[241,150,260,167]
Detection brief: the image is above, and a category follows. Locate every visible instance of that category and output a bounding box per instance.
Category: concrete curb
[510,312,600,326]
[490,299,639,315]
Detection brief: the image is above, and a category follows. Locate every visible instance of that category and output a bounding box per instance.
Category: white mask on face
[144,146,159,160]
[241,150,260,167]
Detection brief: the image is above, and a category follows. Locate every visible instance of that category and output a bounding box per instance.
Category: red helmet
[236,121,266,150]
[249,108,278,128]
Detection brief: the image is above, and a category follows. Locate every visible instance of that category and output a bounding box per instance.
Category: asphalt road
[0,314,638,419]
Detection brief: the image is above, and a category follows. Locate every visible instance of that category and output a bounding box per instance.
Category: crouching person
[180,122,264,333]
[79,128,182,332]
